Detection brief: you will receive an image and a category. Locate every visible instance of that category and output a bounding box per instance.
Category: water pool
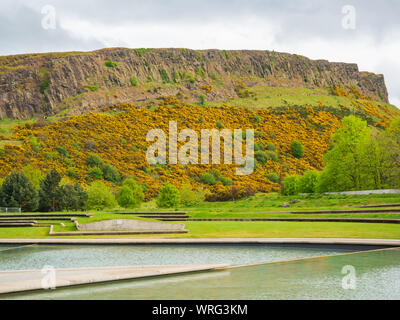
[3,247,399,300]
[0,244,354,270]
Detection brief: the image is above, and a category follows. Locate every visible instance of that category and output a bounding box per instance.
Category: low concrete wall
[77,219,185,232]
[325,189,400,195]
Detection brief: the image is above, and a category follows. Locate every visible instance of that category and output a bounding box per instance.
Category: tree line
[282,116,400,195]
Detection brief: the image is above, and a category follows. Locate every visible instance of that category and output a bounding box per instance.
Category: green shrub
[195,68,205,78]
[253,115,261,124]
[84,85,99,92]
[266,143,276,151]
[255,150,269,165]
[66,168,79,179]
[282,175,300,195]
[199,94,205,106]
[159,69,170,83]
[266,151,279,162]
[55,146,68,158]
[130,76,138,86]
[299,170,319,193]
[216,121,223,129]
[104,58,118,68]
[219,176,233,186]
[86,153,103,167]
[211,72,218,80]
[179,183,206,206]
[156,183,180,208]
[29,136,41,153]
[290,140,304,158]
[146,76,153,82]
[254,142,265,152]
[45,152,57,160]
[103,163,121,184]
[39,78,50,94]
[267,172,279,183]
[88,167,103,180]
[86,181,117,210]
[200,172,217,185]
[120,177,144,207]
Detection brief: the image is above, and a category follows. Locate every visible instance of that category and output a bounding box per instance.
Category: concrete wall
[77,219,185,232]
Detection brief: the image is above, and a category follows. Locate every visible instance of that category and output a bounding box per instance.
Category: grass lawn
[0,193,400,239]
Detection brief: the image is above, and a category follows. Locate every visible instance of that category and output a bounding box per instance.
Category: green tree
[58,184,88,211]
[290,141,304,158]
[38,169,62,212]
[118,177,144,208]
[86,181,117,210]
[320,116,371,191]
[282,175,300,195]
[116,186,136,208]
[0,172,38,212]
[156,183,180,208]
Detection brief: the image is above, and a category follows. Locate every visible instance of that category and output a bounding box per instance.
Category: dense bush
[179,183,206,206]
[117,177,144,208]
[88,167,103,181]
[282,175,300,195]
[86,181,117,210]
[267,172,279,183]
[298,170,319,193]
[200,172,217,185]
[266,151,278,162]
[255,151,269,165]
[130,76,138,86]
[103,164,121,184]
[290,141,304,158]
[156,183,180,208]
[86,154,103,167]
[266,143,276,151]
[104,58,118,68]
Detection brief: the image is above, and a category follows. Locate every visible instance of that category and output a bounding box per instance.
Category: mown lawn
[0,193,400,239]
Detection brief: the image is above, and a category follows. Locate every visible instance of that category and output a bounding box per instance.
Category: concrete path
[0,238,400,246]
[0,264,227,295]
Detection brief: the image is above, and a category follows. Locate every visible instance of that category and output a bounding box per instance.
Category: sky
[1,0,399,106]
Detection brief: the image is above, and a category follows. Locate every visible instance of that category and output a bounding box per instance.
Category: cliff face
[0,48,390,119]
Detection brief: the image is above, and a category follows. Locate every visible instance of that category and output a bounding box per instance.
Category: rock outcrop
[0,48,390,119]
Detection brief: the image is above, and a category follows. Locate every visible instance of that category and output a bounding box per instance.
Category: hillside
[0,48,399,200]
[0,48,392,119]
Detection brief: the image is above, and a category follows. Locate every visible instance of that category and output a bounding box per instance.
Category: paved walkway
[0,264,227,294]
[0,238,400,246]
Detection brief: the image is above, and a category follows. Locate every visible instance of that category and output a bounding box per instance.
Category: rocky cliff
[0,48,390,119]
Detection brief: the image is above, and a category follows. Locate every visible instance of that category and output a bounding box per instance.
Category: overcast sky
[1,0,399,106]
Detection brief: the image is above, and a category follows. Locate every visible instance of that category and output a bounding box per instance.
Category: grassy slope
[1,193,400,239]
